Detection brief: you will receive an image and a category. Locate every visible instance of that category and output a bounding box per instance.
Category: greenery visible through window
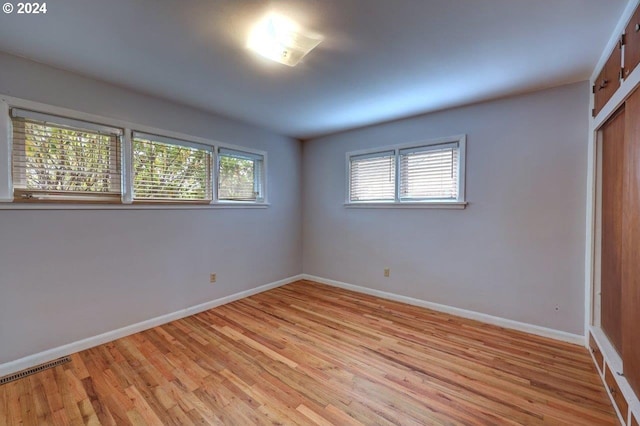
[218,148,263,201]
[11,114,121,202]
[5,107,268,206]
[132,135,212,202]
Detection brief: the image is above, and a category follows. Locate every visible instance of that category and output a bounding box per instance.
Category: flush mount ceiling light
[247,13,323,67]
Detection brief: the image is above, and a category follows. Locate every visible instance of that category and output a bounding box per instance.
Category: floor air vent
[0,356,71,385]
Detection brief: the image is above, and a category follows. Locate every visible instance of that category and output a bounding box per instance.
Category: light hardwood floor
[0,280,617,425]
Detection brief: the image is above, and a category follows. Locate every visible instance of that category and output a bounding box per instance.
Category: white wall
[302,82,589,335]
[0,52,303,364]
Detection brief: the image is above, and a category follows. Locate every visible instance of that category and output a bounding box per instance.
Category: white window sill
[0,202,270,210]
[344,201,467,209]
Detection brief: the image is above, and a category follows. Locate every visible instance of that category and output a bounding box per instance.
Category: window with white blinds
[1,100,269,207]
[132,132,213,202]
[218,148,264,202]
[347,136,466,206]
[400,142,459,201]
[11,109,122,202]
[349,151,396,202]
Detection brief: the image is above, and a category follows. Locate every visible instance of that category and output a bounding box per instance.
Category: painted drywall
[0,52,303,364]
[302,82,589,335]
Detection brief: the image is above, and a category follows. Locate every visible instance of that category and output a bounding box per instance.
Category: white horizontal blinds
[218,148,263,201]
[132,133,213,202]
[350,150,396,201]
[399,142,459,200]
[11,109,121,202]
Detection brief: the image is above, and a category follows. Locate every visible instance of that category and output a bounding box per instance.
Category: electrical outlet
[384,268,390,277]
[210,273,217,283]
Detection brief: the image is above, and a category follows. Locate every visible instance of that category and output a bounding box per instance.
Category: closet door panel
[624,4,640,79]
[623,89,640,397]
[594,46,622,117]
[600,108,625,355]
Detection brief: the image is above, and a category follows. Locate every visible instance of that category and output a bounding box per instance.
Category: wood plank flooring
[0,280,618,425]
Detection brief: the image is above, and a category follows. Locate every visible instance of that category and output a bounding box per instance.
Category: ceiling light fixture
[247,13,323,67]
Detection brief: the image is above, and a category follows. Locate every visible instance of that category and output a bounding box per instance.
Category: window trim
[0,94,269,209]
[345,135,467,209]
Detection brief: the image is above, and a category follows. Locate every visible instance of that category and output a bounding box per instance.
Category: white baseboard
[1,273,584,379]
[301,274,584,345]
[0,274,304,378]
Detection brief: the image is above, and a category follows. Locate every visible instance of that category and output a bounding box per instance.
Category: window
[217,148,264,202]
[347,135,466,206]
[132,132,213,203]
[349,151,396,202]
[11,109,122,202]
[0,98,269,207]
[399,142,459,201]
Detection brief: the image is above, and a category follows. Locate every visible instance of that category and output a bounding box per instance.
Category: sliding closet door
[600,107,625,355]
[623,90,640,396]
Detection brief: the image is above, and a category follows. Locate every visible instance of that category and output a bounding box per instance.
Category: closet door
[623,89,640,396]
[600,107,625,355]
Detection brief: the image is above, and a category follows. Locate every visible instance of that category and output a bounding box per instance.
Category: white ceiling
[0,0,627,139]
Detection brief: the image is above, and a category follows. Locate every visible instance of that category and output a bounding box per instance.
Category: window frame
[216,147,266,204]
[348,149,397,203]
[0,95,269,209]
[10,108,124,204]
[131,131,215,204]
[345,135,467,209]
